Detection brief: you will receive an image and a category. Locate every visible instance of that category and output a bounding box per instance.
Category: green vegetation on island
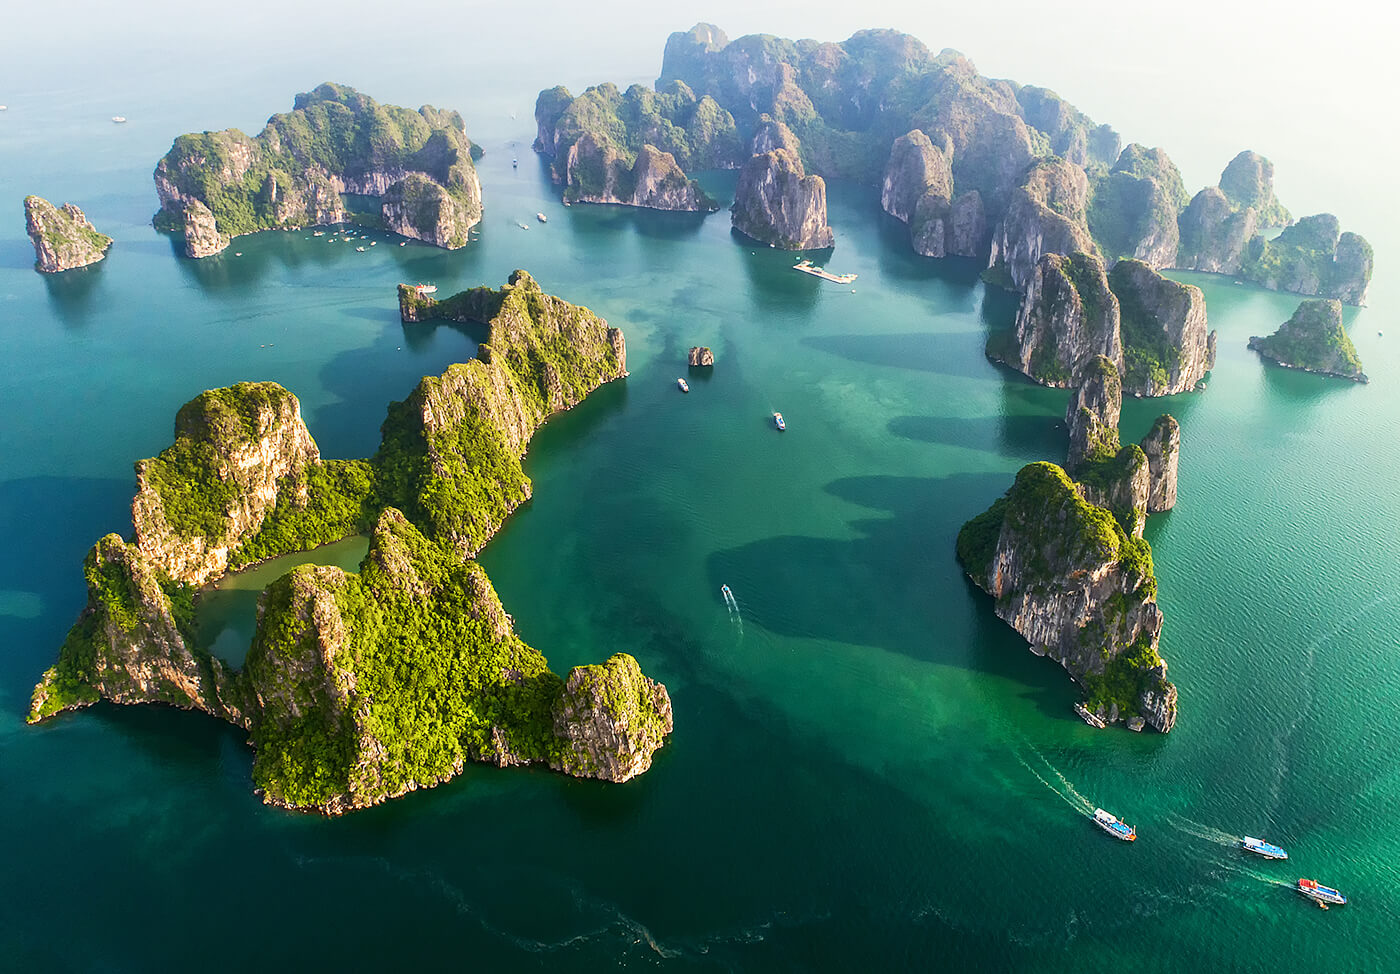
[1248,299,1367,382]
[956,462,1174,730]
[29,271,670,813]
[533,81,733,210]
[154,83,482,256]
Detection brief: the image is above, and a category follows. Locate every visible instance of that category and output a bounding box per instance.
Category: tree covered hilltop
[153,83,483,257]
[29,272,673,814]
[534,24,1373,303]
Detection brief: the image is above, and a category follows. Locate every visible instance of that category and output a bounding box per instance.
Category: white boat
[1092,808,1136,842]
[356,246,366,252]
[111,115,127,123]
[677,378,689,393]
[773,412,786,431]
[1241,836,1288,860]
[536,212,548,223]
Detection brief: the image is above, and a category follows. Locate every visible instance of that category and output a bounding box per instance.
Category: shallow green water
[2,35,1397,972]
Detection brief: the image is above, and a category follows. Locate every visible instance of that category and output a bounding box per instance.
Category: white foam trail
[722,585,742,634]
[1166,813,1240,847]
[1022,743,1096,814]
[1014,750,1092,817]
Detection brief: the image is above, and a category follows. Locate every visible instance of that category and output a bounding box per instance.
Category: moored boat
[1092,808,1136,842]
[536,212,548,223]
[1241,836,1288,860]
[677,378,689,393]
[773,412,786,431]
[112,116,127,123]
[1297,878,1346,908]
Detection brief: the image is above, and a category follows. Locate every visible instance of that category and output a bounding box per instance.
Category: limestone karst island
[29,271,671,813]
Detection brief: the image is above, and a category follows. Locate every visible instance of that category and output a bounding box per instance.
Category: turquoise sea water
[3,21,1398,971]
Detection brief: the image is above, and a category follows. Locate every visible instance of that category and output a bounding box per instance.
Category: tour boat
[1240,836,1288,860]
[1297,879,1346,908]
[773,412,786,431]
[313,231,325,237]
[677,378,689,393]
[1092,808,1136,842]
[111,116,127,123]
[512,158,518,167]
[356,246,366,252]
[536,212,548,223]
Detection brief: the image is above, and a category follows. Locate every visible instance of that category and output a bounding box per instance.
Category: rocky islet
[24,196,113,272]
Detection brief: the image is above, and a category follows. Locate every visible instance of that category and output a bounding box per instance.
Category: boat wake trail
[721,584,742,631]
[1015,747,1095,817]
[1166,813,1240,847]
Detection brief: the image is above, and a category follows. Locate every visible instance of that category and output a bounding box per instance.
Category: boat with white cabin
[1240,836,1288,860]
[1092,808,1136,842]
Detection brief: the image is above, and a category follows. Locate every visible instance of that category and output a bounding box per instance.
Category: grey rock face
[1109,259,1215,396]
[1140,414,1180,512]
[881,129,953,223]
[181,199,230,258]
[1065,356,1123,471]
[989,158,1096,289]
[731,149,833,250]
[1218,150,1290,227]
[687,346,715,366]
[24,196,113,272]
[1177,187,1258,274]
[1003,252,1122,387]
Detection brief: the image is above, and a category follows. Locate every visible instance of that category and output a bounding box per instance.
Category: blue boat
[773,412,786,431]
[1241,836,1288,860]
[721,584,733,600]
[1092,808,1136,842]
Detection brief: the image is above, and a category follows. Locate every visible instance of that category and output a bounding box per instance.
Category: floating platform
[792,259,856,284]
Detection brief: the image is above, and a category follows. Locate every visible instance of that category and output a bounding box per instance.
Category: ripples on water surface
[1,64,1397,971]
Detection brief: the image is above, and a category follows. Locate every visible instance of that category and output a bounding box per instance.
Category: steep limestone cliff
[1249,299,1367,382]
[881,129,981,258]
[957,462,1175,731]
[24,196,113,272]
[381,172,480,248]
[1239,214,1373,305]
[178,199,229,257]
[552,653,674,782]
[988,158,1096,289]
[1108,259,1216,396]
[1219,150,1290,227]
[1065,356,1122,472]
[154,83,482,255]
[881,129,952,223]
[994,252,1121,387]
[132,382,321,587]
[563,136,717,210]
[1087,144,1187,267]
[1140,415,1180,512]
[1176,187,1258,274]
[731,149,834,250]
[28,535,247,726]
[533,81,735,210]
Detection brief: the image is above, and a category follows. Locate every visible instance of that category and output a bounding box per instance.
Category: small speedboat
[677,378,689,393]
[1241,836,1288,860]
[1297,878,1346,908]
[111,115,127,123]
[512,158,518,168]
[773,412,786,431]
[356,246,366,252]
[721,584,733,600]
[536,212,548,223]
[1092,808,1136,842]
